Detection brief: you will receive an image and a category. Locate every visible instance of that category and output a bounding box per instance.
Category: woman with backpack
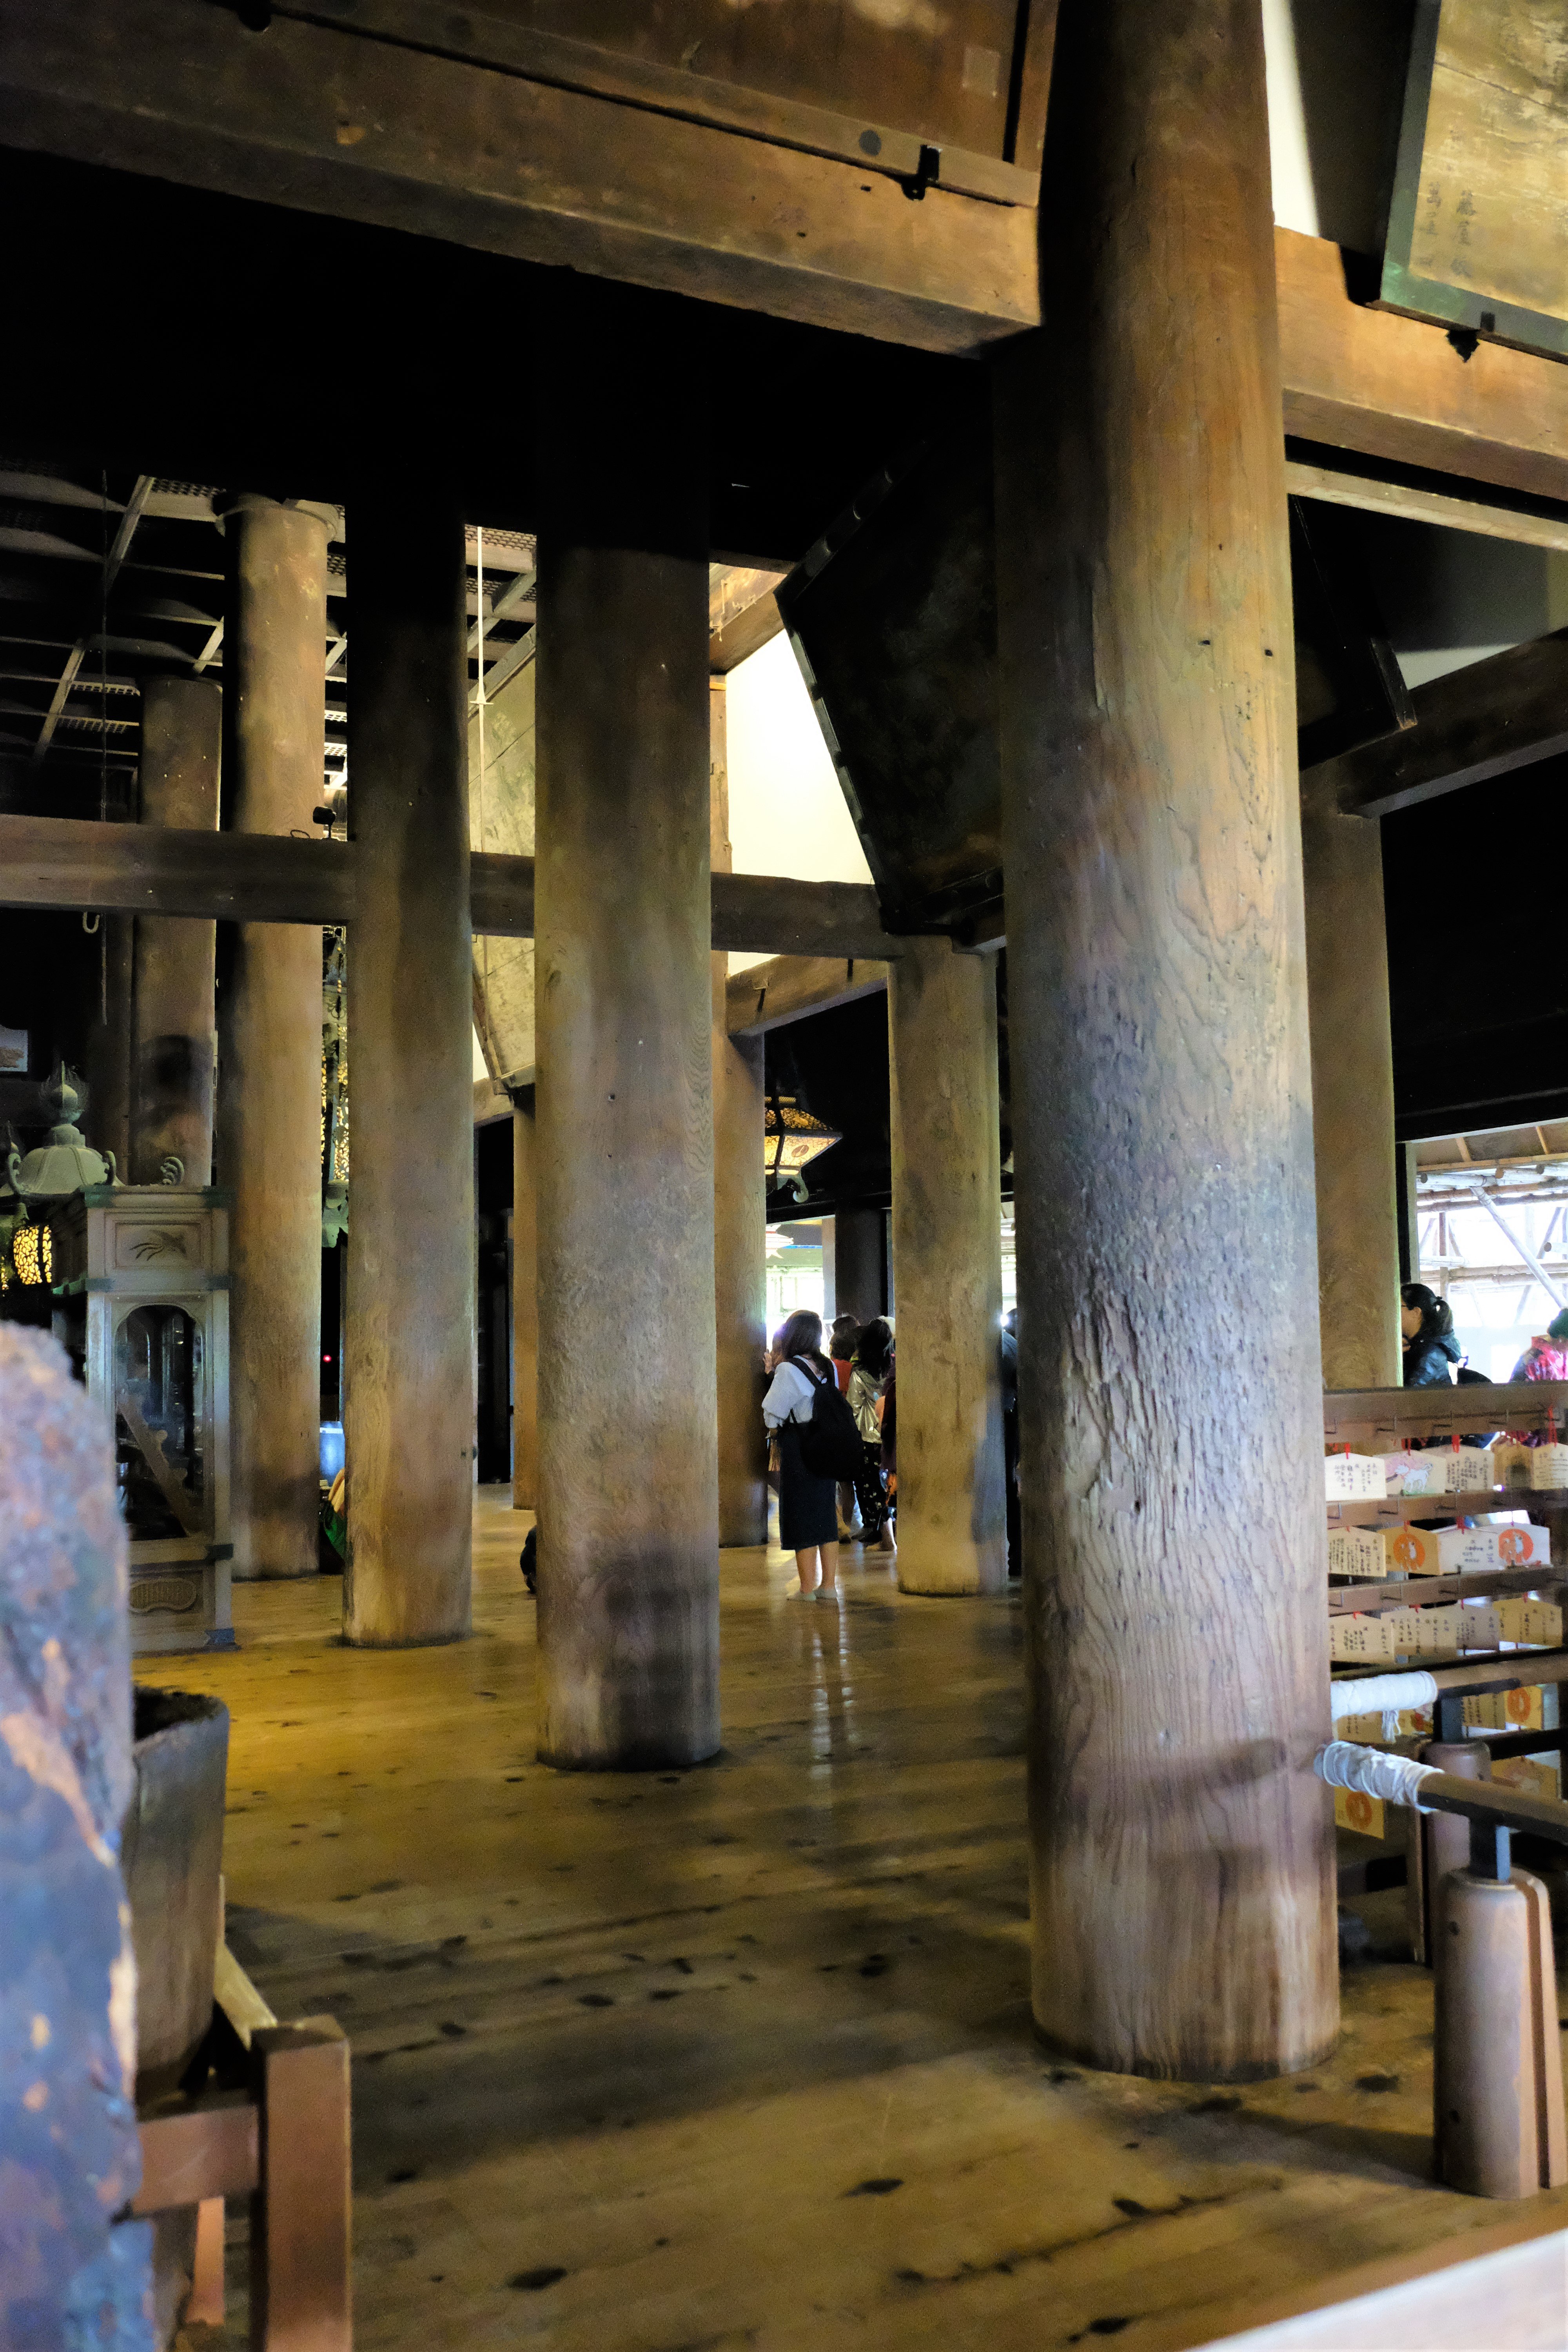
[762,1307,844,1599]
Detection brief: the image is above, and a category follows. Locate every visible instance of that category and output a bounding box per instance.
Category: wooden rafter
[30,474,152,762]
[1327,626,1568,819]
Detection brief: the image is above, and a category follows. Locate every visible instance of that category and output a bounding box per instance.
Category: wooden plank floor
[149,1490,1568,2351]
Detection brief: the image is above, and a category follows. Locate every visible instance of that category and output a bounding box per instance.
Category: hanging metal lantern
[764,1092,841,1204]
[7,1065,115,1203]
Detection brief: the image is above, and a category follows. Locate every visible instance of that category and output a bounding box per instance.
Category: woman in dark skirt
[762,1308,841,1600]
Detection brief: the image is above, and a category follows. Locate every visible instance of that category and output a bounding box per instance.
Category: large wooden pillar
[1301,769,1401,1389]
[831,1207,885,1323]
[711,680,768,1548]
[992,0,1337,2078]
[888,938,1006,1595]
[343,485,473,1646]
[218,495,330,1581]
[132,676,221,1186]
[85,913,133,1179]
[534,291,719,1768]
[511,1092,538,1513]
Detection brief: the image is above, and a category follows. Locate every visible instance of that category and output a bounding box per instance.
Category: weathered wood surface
[217,496,329,1586]
[709,592,784,676]
[249,2021,352,2352]
[269,0,1038,203]
[7,0,1566,466]
[1300,764,1401,1390]
[156,1508,1568,2352]
[887,938,1007,1596]
[0,813,909,958]
[477,858,903,960]
[86,900,134,1179]
[0,1328,147,2342]
[123,1688,230,2095]
[131,675,221,1187]
[0,812,356,924]
[1386,0,1568,357]
[725,953,891,1036]
[710,686,768,1550]
[710,872,897,960]
[1277,225,1568,503]
[993,0,1336,2077]
[1324,1379,1568,1433]
[1327,625,1568,818]
[133,2093,258,2214]
[1284,451,1568,554]
[534,312,720,1769]
[344,487,474,1648]
[0,0,1037,356]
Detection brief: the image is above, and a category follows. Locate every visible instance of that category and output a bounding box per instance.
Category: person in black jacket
[1401,1282,1461,1387]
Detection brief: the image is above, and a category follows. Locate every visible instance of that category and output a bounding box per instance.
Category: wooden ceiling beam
[0,0,1036,359]
[710,594,784,676]
[1276,230,1568,505]
[3,9,1563,491]
[1285,449,1568,555]
[724,954,889,1038]
[1321,627,1568,820]
[0,813,913,959]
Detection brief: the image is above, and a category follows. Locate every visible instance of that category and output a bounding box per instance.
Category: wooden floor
[149,1490,1568,2352]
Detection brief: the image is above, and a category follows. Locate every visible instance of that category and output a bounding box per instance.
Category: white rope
[1329,1670,1439,1724]
[1315,1740,1441,1813]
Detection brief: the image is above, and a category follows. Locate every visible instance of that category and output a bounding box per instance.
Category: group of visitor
[1401,1280,1568,1393]
[1400,1279,1568,1451]
[762,1308,896,1599]
[760,1302,1023,1596]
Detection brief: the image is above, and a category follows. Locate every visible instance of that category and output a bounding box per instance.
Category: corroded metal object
[0,1325,150,2342]
[6,1065,116,1199]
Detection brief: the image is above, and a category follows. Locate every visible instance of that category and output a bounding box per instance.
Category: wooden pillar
[1397,1141,1420,1286]
[343,485,473,1646]
[512,1093,538,1513]
[217,495,330,1582]
[85,912,134,1178]
[888,938,1007,1596]
[992,0,1337,2078]
[711,679,768,1548]
[534,292,719,1767]
[1301,769,1401,1389]
[132,676,221,1186]
[831,1207,885,1323]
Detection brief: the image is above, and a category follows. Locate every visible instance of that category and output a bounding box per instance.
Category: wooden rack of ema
[1325,1381,1568,1867]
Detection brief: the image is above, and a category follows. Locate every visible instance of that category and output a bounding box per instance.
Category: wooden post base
[1436,1864,1567,2198]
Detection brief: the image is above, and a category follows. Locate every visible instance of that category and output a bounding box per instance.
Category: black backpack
[791,1357,866,1481]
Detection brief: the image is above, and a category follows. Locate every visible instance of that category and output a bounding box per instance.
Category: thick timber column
[218,496,330,1581]
[535,292,719,1767]
[343,486,472,1646]
[711,680,768,1548]
[132,676,221,1185]
[832,1207,886,1323]
[889,939,1006,1595]
[512,1093,538,1513]
[992,0,1337,2078]
[1301,769,1401,1389]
